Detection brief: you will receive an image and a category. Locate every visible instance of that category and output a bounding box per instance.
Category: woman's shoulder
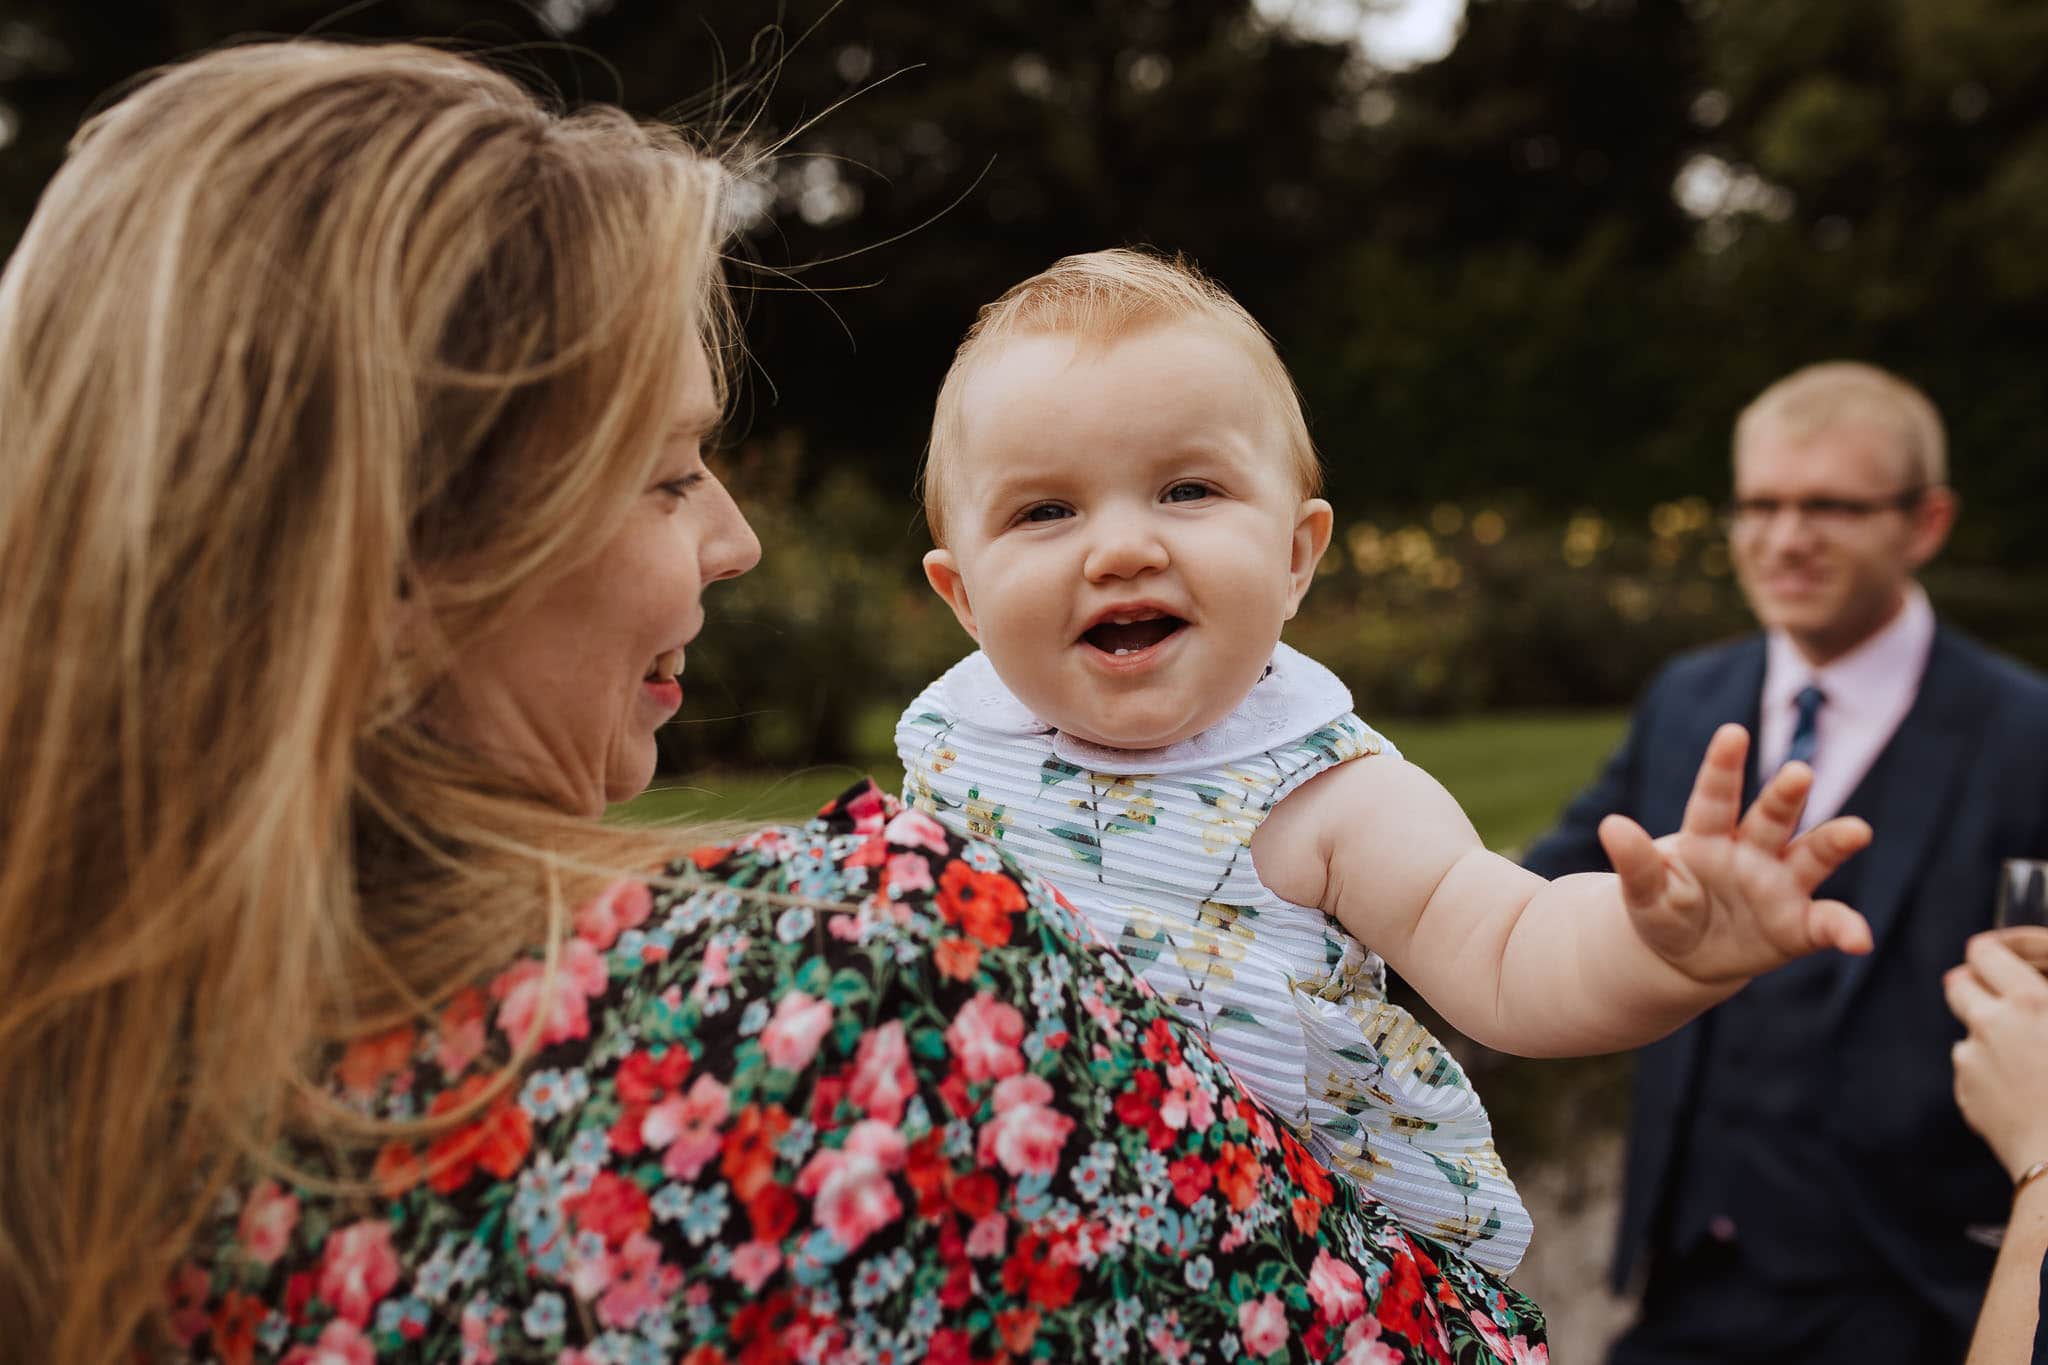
[173,782,1542,1363]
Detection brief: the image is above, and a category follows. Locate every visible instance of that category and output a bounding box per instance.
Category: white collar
[933,641,1354,775]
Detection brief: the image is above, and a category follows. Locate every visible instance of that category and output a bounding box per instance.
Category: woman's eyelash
[658,472,708,499]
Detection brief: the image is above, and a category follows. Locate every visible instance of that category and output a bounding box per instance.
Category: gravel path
[1508,1132,1639,1362]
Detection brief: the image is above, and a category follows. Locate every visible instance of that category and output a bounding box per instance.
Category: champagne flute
[1994,858,2048,973]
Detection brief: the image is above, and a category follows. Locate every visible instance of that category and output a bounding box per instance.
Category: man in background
[1525,361,2048,1363]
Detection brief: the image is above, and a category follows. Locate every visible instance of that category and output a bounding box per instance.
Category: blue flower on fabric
[681,1186,729,1244]
[1012,1170,1055,1221]
[648,1183,689,1223]
[521,1292,566,1341]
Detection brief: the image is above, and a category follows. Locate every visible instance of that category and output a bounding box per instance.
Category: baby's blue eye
[1164,482,1211,503]
[1020,503,1071,523]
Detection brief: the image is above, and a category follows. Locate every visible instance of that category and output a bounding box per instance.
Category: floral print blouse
[170,783,1546,1365]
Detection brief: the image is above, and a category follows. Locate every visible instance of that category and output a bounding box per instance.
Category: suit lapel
[1819,630,1984,1024]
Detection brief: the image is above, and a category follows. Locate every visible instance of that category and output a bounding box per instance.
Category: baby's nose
[1082,512,1171,581]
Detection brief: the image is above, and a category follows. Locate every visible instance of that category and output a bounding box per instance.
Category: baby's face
[924,321,1331,750]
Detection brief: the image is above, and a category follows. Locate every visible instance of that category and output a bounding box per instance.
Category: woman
[0,40,1546,1363]
[1946,929,2048,1364]
[2,37,1861,1364]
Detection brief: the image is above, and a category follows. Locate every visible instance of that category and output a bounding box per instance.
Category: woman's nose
[1082,510,1170,582]
[704,485,762,583]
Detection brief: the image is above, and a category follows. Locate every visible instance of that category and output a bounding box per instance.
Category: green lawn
[1383,710,1628,854]
[618,708,1629,853]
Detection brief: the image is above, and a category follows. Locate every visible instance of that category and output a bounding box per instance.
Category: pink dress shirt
[1757,584,1936,833]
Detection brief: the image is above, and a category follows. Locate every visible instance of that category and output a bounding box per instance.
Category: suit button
[1708,1215,1738,1243]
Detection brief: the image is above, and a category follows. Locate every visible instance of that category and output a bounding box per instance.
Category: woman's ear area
[1285,498,1335,616]
[923,547,980,641]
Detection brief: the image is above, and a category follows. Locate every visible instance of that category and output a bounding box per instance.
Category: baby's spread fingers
[1737,761,1811,852]
[1678,725,1750,837]
[1806,898,1871,955]
[1779,817,1872,894]
[1598,814,1665,912]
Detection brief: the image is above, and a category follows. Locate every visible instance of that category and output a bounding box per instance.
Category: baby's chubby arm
[1250,724,1874,1057]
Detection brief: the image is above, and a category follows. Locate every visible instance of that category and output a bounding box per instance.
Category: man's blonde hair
[1735,361,1948,486]
[922,248,1321,544]
[0,41,731,1358]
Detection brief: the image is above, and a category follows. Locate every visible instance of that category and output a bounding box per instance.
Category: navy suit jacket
[1524,624,2048,1329]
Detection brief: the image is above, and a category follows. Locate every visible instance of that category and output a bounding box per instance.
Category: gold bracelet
[2017,1159,2048,1196]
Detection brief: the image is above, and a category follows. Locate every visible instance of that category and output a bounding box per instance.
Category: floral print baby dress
[897,644,1533,1273]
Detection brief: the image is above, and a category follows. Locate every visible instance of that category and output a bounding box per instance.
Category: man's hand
[1596,723,1874,984]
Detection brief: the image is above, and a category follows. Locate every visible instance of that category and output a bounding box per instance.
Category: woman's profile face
[434,340,760,813]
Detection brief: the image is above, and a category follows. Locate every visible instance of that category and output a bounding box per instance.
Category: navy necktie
[1784,684,1826,770]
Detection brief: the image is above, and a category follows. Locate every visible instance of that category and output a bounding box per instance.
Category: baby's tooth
[1114,647,1129,656]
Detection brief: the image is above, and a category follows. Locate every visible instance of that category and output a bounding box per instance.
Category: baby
[895,249,1872,1272]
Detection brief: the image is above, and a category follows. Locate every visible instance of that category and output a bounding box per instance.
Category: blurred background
[5,0,2045,1351]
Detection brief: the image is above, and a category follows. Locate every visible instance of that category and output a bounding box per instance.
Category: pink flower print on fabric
[965,1212,1007,1258]
[1472,1315,1550,1365]
[761,991,834,1071]
[1339,1316,1409,1365]
[1159,1063,1215,1135]
[641,1073,731,1180]
[975,1073,1075,1177]
[574,879,653,951]
[1309,1248,1368,1323]
[490,940,609,1049]
[235,1179,301,1267]
[694,936,746,1000]
[795,1119,908,1253]
[849,1020,917,1124]
[595,1230,682,1331]
[313,1219,400,1326]
[730,1239,782,1292]
[883,807,950,855]
[885,851,936,898]
[1238,1292,1291,1357]
[946,991,1026,1084]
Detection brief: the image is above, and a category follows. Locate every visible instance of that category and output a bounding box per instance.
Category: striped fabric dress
[895,644,1534,1273]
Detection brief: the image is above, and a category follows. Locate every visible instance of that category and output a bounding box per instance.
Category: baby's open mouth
[1081,613,1186,656]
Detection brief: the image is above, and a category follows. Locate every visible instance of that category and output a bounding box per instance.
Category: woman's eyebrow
[667,407,722,442]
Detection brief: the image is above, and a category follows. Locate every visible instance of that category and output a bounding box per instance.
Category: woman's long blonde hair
[0,40,730,1358]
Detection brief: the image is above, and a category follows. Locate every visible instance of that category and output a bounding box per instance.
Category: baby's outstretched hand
[1596,723,1874,985]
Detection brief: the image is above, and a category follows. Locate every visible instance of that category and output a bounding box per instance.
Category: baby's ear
[1286,499,1334,617]
[923,548,980,641]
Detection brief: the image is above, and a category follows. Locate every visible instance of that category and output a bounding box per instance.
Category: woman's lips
[642,677,683,711]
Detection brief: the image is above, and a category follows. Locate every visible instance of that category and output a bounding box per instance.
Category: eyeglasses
[1722,487,1927,533]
